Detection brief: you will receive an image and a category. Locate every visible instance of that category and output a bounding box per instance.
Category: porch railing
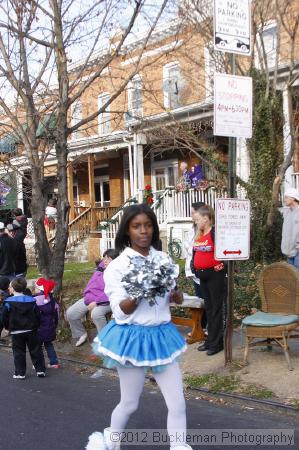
[67,207,93,249]
[48,206,119,250]
[73,206,118,226]
[100,187,227,252]
[152,187,225,225]
[100,197,138,254]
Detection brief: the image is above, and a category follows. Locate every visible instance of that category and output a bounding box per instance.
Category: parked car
[236,40,250,52]
[215,34,250,53]
[215,35,228,48]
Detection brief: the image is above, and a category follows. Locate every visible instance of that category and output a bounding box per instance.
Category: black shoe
[197,343,209,352]
[206,346,224,356]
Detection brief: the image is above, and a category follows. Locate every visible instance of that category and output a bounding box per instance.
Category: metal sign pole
[224,53,236,365]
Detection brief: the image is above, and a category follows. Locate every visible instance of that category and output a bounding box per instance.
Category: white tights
[110,362,187,447]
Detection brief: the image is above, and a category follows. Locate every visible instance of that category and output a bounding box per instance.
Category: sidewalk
[52,325,299,406]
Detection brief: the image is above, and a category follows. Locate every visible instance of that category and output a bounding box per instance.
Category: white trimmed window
[71,100,82,139]
[163,62,182,110]
[128,75,143,120]
[98,93,110,135]
[256,22,277,69]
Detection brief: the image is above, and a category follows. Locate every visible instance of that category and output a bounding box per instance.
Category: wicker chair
[242,262,299,371]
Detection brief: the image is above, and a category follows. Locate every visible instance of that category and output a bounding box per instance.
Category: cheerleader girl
[86,203,193,450]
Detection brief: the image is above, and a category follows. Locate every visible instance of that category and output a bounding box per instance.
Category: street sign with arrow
[215,198,250,261]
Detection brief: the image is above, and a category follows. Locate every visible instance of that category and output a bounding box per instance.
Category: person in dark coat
[0,222,16,280]
[2,277,46,379]
[0,277,10,338]
[6,222,27,277]
[34,278,60,368]
[11,208,28,243]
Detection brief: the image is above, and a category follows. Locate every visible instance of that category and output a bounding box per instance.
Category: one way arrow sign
[215,198,250,261]
[223,250,242,256]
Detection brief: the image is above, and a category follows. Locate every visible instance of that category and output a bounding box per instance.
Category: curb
[1,343,298,415]
[57,354,299,416]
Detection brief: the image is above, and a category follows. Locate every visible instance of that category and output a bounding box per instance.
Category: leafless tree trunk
[0,0,170,291]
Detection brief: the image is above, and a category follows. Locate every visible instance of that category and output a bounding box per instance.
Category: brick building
[0,2,299,253]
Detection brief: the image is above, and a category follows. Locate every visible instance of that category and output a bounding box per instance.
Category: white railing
[100,197,138,254]
[100,187,229,253]
[153,187,225,225]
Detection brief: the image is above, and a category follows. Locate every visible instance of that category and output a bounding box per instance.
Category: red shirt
[193,231,219,269]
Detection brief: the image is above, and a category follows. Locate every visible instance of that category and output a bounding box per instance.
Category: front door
[94,176,110,207]
[151,159,178,192]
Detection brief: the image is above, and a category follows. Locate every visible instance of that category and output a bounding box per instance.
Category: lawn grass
[27,261,95,283]
[27,261,96,307]
[185,373,274,399]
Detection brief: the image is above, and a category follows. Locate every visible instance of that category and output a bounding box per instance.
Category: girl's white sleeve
[104,262,130,321]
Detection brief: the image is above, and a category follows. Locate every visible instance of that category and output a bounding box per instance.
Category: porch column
[88,154,95,207]
[136,133,146,203]
[67,163,75,221]
[133,134,138,197]
[282,88,294,191]
[88,154,96,229]
[128,142,134,197]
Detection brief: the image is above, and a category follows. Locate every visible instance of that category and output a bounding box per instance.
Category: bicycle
[167,226,182,259]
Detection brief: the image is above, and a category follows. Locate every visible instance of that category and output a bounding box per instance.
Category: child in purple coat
[66,248,118,347]
[35,278,60,368]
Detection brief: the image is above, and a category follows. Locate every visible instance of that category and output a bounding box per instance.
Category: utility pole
[213,0,252,365]
[224,53,237,365]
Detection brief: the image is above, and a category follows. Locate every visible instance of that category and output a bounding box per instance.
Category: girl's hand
[169,290,184,305]
[87,302,97,311]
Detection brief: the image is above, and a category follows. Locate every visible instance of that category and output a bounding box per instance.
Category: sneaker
[36,372,46,377]
[13,374,25,379]
[47,364,60,369]
[75,333,88,347]
[85,431,108,450]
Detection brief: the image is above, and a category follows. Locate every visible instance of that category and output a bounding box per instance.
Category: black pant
[195,268,226,351]
[193,282,207,329]
[12,331,45,376]
[0,305,3,336]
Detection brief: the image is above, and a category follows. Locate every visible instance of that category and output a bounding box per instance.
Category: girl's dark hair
[11,208,23,217]
[103,248,119,260]
[115,203,160,252]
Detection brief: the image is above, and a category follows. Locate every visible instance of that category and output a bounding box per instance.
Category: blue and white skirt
[92,320,187,373]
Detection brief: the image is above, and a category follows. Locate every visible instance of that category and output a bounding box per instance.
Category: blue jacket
[2,295,40,332]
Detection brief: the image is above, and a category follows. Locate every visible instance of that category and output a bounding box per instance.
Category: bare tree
[0,0,170,291]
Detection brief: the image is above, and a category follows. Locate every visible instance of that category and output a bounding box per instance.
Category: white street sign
[215,198,250,260]
[214,73,252,138]
[214,0,251,55]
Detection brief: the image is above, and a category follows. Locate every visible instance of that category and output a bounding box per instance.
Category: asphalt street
[0,349,298,450]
